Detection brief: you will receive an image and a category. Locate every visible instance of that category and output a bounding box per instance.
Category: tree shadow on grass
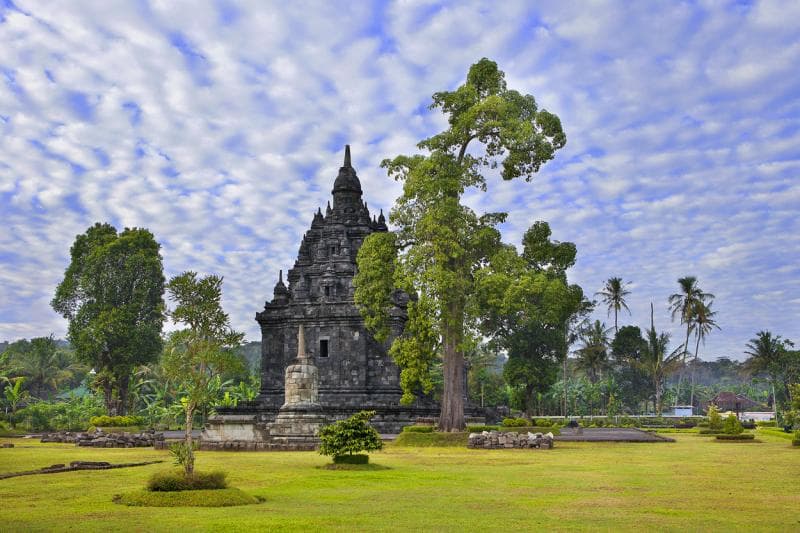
[317,463,392,471]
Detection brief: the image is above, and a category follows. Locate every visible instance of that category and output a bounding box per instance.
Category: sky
[1,0,798,361]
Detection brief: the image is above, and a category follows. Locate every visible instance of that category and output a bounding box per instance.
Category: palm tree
[743,331,791,415]
[668,276,714,405]
[575,320,611,384]
[596,277,631,333]
[637,303,683,415]
[688,301,720,408]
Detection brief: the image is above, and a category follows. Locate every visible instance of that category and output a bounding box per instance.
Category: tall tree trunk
[654,376,662,416]
[439,320,465,432]
[689,333,701,410]
[101,379,115,416]
[116,372,130,416]
[674,325,691,406]
[184,403,195,476]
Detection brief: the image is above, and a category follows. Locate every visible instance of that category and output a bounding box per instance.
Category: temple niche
[202,146,438,449]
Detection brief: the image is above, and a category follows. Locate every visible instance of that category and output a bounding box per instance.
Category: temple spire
[343,144,351,167]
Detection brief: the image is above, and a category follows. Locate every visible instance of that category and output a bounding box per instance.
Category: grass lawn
[1,431,798,532]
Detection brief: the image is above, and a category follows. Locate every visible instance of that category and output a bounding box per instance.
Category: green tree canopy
[0,336,85,399]
[354,59,566,431]
[744,331,798,411]
[51,223,165,414]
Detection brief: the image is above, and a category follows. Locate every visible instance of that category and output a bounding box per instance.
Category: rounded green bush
[319,410,382,458]
[501,417,529,427]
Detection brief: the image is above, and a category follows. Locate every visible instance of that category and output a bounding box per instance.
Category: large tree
[475,222,585,417]
[163,272,244,476]
[354,58,566,431]
[596,277,631,333]
[668,276,713,405]
[52,223,165,415]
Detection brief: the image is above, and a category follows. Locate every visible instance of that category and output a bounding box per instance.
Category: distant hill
[236,341,261,373]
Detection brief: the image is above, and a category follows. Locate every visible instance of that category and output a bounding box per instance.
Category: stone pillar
[267,324,328,450]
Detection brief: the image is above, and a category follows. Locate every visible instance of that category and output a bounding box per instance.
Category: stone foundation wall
[468,431,554,449]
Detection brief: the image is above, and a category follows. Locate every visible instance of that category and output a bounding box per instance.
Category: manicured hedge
[333,454,369,464]
[715,434,755,441]
[115,488,260,507]
[147,470,228,492]
[90,415,144,428]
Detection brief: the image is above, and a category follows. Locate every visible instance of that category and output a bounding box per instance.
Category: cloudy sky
[1,0,798,361]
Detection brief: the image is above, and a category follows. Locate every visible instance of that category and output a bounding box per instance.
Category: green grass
[114,488,262,507]
[757,427,796,440]
[1,434,799,531]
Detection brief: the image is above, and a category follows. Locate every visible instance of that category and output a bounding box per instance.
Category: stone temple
[202,146,439,449]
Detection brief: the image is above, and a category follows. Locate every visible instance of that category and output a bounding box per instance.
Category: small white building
[670,405,694,417]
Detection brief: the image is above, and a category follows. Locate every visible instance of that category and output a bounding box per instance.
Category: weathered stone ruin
[40,429,164,448]
[467,430,555,449]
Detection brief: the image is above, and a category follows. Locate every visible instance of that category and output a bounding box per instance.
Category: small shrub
[319,410,382,458]
[501,417,529,427]
[333,454,369,464]
[402,425,434,433]
[723,414,744,435]
[534,419,552,427]
[707,406,723,432]
[147,470,227,492]
[756,420,777,427]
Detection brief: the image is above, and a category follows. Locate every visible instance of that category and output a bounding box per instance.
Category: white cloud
[0,1,798,360]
